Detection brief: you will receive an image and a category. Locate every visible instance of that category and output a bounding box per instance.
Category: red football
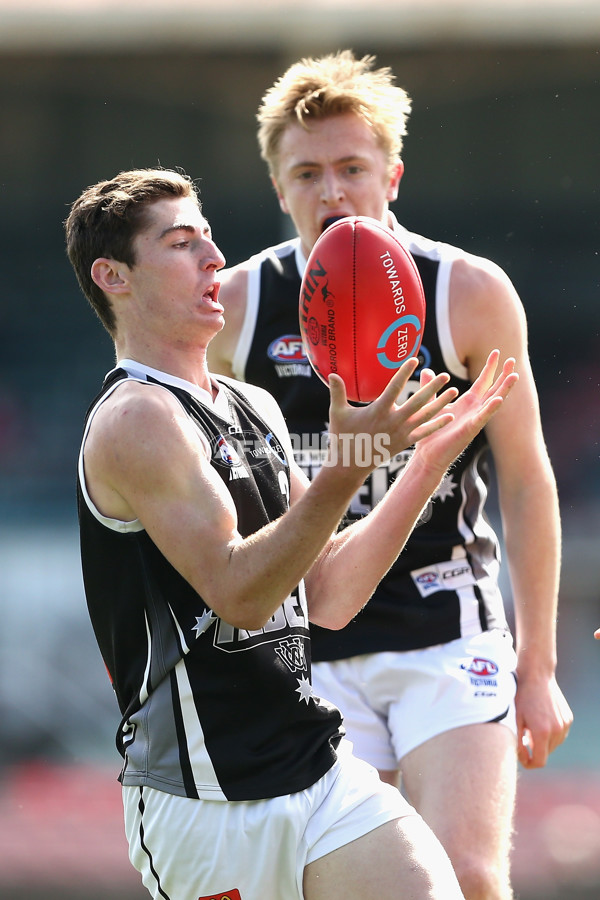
[299,216,425,402]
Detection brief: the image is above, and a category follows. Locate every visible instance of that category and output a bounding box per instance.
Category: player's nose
[320,170,344,204]
[201,237,226,271]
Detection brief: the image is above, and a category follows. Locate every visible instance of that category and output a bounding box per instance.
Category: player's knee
[451,853,512,900]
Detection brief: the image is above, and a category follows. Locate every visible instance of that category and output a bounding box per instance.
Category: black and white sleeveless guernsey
[232,215,510,659]
[77,361,343,801]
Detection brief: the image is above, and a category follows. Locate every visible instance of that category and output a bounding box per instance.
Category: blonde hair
[257,50,412,177]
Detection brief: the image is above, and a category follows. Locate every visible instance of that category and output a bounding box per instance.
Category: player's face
[273,113,403,258]
[124,196,226,347]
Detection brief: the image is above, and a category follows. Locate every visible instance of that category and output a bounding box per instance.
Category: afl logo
[267,335,308,363]
[214,435,241,466]
[462,658,499,677]
[416,571,437,586]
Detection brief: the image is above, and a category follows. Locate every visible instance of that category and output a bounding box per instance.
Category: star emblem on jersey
[192,609,217,638]
[434,472,457,502]
[295,676,313,704]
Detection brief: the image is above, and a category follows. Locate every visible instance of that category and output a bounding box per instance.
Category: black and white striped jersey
[77,362,343,801]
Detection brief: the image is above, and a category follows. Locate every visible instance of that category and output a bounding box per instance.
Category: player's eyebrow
[158,223,197,239]
[289,154,367,172]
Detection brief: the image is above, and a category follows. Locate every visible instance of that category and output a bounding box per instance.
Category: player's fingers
[408,387,460,428]
[458,395,506,435]
[377,357,420,405]
[388,370,452,417]
[492,371,519,403]
[419,367,437,387]
[517,731,535,768]
[477,370,519,422]
[470,349,501,396]
[409,412,455,444]
[327,372,349,409]
[486,360,518,401]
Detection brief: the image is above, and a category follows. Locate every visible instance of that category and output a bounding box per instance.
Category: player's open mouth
[205,283,223,310]
[321,215,347,233]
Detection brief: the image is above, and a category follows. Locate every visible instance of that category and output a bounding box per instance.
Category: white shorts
[123,739,418,900]
[311,630,518,772]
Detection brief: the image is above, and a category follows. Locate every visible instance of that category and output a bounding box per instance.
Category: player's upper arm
[83,381,243,617]
[450,254,527,370]
[449,254,550,476]
[208,265,250,377]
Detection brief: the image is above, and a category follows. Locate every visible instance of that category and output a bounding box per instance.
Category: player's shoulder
[219,261,249,306]
[397,220,515,303]
[395,218,508,285]
[450,249,517,305]
[448,248,526,359]
[393,218,461,264]
[220,237,298,302]
[93,377,184,440]
[84,378,193,496]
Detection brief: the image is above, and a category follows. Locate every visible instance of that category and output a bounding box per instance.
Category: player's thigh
[124,785,305,900]
[400,722,517,862]
[303,815,465,900]
[312,658,397,772]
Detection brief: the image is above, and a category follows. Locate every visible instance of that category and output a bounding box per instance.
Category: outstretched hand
[326,350,517,477]
[413,350,518,473]
[326,356,459,471]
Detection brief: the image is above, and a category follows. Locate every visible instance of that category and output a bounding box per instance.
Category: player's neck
[115,338,214,397]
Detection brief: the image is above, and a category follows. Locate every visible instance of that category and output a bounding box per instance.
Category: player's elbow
[206,593,275,632]
[308,604,356,632]
[202,580,290,632]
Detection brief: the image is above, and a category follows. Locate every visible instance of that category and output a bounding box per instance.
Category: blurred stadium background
[0,1,599,897]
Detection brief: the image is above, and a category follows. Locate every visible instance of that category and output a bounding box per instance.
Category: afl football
[299,216,425,402]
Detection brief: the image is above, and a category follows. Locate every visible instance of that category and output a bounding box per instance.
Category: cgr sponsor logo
[443,564,470,581]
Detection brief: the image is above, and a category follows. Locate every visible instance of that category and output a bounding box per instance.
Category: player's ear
[271,176,289,214]
[387,161,404,202]
[91,258,130,295]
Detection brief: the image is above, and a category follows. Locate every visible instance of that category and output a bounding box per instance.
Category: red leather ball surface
[300,216,425,402]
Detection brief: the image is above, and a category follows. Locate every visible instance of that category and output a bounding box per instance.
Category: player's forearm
[307,450,446,628]
[218,462,368,630]
[502,471,562,675]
